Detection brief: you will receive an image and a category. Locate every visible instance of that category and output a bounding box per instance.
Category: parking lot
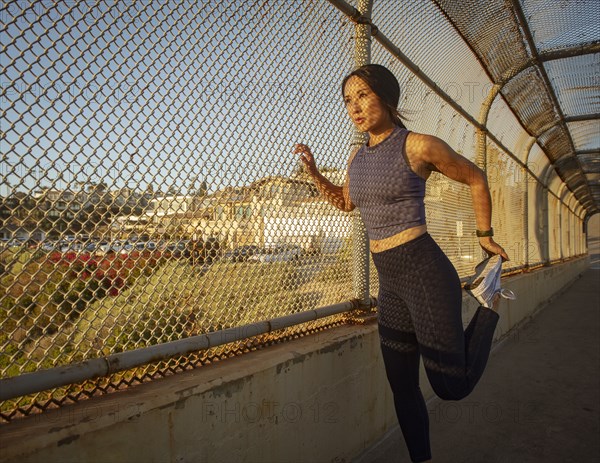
[1,237,340,266]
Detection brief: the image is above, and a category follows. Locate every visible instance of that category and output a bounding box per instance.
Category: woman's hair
[342,64,407,129]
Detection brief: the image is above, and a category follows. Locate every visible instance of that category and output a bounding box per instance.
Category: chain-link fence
[1,0,590,422]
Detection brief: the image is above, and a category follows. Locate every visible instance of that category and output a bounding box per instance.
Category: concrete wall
[0,257,589,463]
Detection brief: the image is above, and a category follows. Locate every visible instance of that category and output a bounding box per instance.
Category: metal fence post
[476,84,501,171]
[351,0,373,307]
[523,137,537,267]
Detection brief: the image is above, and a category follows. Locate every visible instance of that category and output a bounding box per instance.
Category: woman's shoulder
[405,132,446,159]
[346,144,363,168]
[404,132,446,179]
[405,131,438,147]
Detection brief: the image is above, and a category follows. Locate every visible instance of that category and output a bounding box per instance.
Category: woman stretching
[294,64,509,463]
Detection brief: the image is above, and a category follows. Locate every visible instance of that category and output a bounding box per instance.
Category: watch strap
[476,228,494,237]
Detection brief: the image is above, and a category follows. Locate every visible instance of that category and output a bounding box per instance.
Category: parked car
[166,240,191,258]
[96,241,112,253]
[134,241,157,251]
[5,238,26,248]
[203,237,221,263]
[188,238,221,265]
[41,241,59,252]
[223,245,260,262]
[63,242,84,252]
[111,241,133,254]
[54,240,66,252]
[84,242,99,252]
[248,245,303,263]
[89,241,129,254]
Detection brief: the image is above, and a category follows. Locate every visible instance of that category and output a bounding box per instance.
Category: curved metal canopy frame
[431,0,600,222]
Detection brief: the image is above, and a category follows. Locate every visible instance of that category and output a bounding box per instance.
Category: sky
[1,0,356,197]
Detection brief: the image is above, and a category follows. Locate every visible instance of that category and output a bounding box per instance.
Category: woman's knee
[380,344,420,389]
[427,372,471,401]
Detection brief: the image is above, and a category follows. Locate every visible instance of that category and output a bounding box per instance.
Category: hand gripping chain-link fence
[0,0,595,422]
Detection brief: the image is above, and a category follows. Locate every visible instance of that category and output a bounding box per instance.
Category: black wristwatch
[476,228,494,238]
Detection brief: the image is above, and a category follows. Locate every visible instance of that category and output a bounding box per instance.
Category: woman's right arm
[293,144,355,212]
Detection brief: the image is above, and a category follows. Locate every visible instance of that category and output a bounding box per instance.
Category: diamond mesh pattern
[545,54,600,118]
[502,67,559,137]
[372,0,492,120]
[432,0,532,83]
[567,121,600,152]
[520,0,600,52]
[0,0,591,422]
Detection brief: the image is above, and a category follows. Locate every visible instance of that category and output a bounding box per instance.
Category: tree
[166,185,179,197]
[195,180,208,197]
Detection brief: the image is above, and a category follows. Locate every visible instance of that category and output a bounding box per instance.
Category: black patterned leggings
[371,233,499,463]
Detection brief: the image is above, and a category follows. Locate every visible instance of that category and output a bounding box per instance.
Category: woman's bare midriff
[370,224,427,253]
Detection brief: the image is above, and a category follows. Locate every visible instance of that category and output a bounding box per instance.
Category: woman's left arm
[408,133,510,261]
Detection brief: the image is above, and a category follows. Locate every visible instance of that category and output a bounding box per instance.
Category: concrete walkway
[354,267,600,463]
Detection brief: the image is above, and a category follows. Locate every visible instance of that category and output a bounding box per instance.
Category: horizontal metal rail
[539,42,600,62]
[564,114,600,124]
[0,299,375,402]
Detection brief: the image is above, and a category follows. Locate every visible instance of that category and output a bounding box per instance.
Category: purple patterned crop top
[348,126,426,241]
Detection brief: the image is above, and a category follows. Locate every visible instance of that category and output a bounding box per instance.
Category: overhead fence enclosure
[0,0,597,423]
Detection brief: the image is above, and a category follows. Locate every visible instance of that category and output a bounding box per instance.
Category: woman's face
[343,75,392,133]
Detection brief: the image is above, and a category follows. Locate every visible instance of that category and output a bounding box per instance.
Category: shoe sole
[465,255,503,308]
[465,254,501,291]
